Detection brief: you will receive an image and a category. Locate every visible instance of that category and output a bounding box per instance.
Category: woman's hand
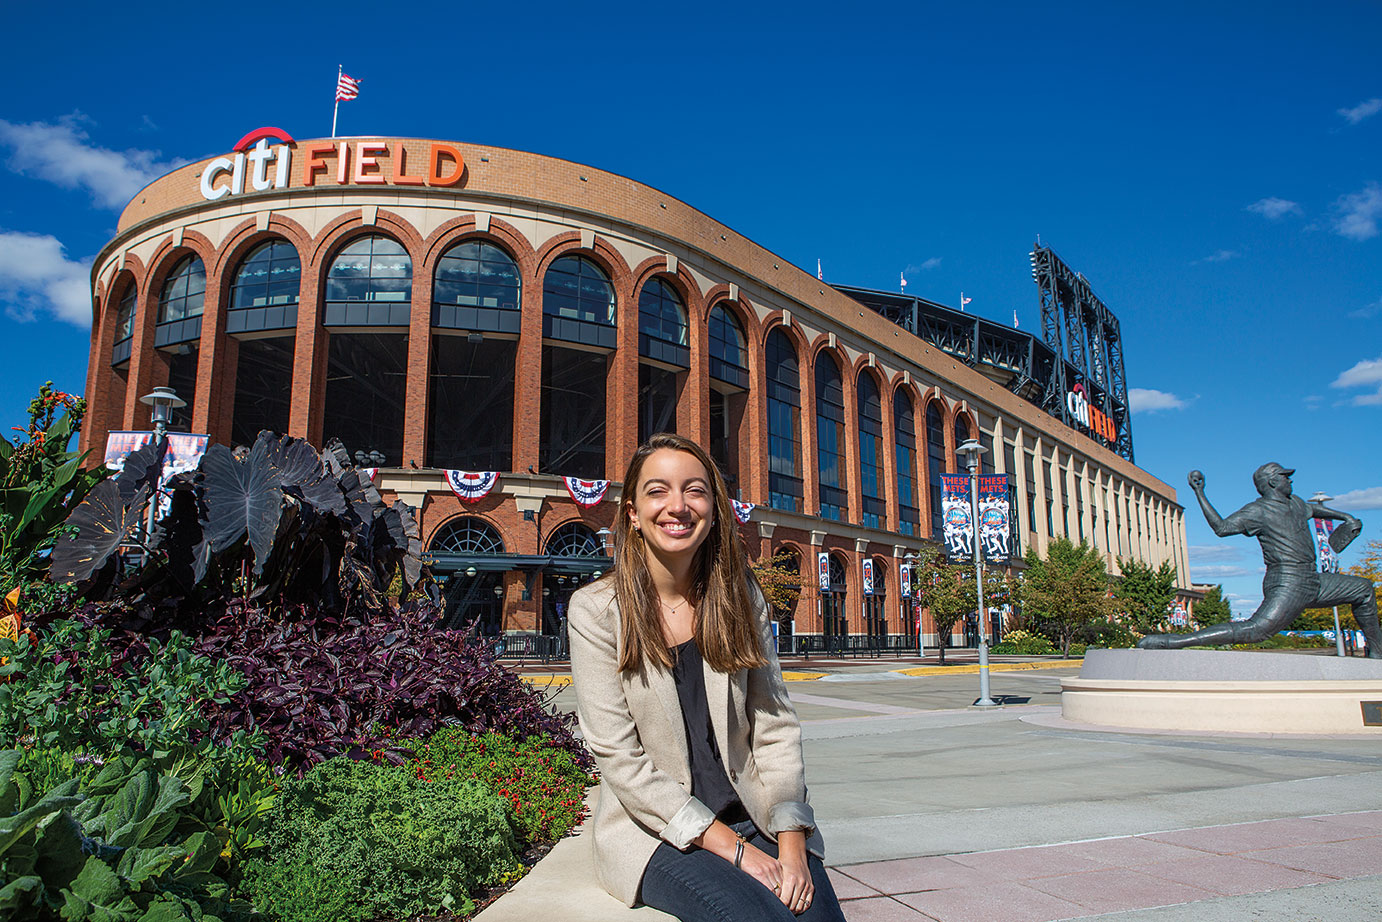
[775,830,814,914]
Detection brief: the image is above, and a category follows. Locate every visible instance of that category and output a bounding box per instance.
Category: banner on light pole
[940,473,973,563]
[978,474,1013,565]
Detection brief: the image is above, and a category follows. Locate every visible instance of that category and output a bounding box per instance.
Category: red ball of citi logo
[199,127,465,202]
[1066,383,1118,446]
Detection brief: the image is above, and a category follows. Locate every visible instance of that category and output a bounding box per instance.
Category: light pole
[137,386,184,562]
[955,438,998,708]
[1308,491,1347,657]
[904,551,922,659]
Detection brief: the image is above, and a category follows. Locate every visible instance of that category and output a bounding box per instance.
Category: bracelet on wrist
[733,834,746,868]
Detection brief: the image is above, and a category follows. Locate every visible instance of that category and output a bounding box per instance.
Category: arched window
[543,256,615,325]
[434,240,521,332]
[431,516,505,555]
[111,281,137,366]
[547,521,603,558]
[114,282,136,343]
[637,278,688,442]
[430,516,505,634]
[895,389,919,537]
[708,303,748,493]
[857,373,884,529]
[325,235,412,324]
[638,278,687,349]
[229,240,300,333]
[815,354,847,522]
[765,329,802,512]
[927,403,946,539]
[954,415,972,467]
[708,304,748,383]
[157,256,206,323]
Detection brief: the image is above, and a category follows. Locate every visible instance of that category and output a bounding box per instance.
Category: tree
[1193,584,1233,627]
[750,550,803,623]
[1018,537,1114,657]
[1114,557,1179,634]
[911,547,1013,665]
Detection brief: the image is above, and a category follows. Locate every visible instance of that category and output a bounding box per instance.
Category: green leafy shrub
[0,384,107,599]
[0,748,254,921]
[405,729,594,845]
[990,629,1056,655]
[1077,618,1140,649]
[242,756,519,922]
[0,619,263,776]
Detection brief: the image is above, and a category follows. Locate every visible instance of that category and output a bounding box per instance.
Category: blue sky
[1,1,1378,614]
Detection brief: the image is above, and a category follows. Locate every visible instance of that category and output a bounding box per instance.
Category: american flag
[900,271,907,291]
[336,72,361,102]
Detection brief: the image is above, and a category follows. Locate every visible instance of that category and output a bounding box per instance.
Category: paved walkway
[479,660,1382,922]
[827,811,1382,921]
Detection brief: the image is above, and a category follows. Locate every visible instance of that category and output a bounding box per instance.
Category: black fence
[785,634,919,658]
[490,633,564,664]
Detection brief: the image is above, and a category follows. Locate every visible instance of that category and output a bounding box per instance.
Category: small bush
[242,756,519,922]
[990,629,1056,655]
[1078,618,1139,649]
[0,748,256,922]
[405,729,594,845]
[0,619,263,775]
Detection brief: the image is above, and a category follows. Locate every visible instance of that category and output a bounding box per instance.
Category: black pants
[640,821,847,922]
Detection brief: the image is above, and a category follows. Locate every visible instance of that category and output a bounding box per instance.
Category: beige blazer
[568,580,824,907]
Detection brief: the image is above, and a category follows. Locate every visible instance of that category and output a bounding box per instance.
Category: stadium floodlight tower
[1028,244,1134,463]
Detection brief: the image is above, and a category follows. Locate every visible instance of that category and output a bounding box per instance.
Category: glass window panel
[231,241,301,310]
[638,279,688,346]
[323,332,408,467]
[231,336,294,446]
[114,282,136,342]
[428,335,516,470]
[540,345,607,478]
[543,256,614,325]
[765,329,801,512]
[158,256,206,323]
[708,304,748,370]
[325,235,412,304]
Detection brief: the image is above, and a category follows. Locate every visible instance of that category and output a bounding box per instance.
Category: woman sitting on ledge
[569,433,846,921]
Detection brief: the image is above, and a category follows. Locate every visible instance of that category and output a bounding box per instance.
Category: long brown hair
[611,433,767,674]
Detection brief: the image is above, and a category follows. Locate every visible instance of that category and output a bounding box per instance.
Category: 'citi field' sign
[200,128,465,201]
[1066,383,1118,446]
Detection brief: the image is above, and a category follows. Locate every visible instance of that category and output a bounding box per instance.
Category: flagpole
[331,64,341,139]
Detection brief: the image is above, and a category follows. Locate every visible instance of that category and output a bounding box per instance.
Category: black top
[671,640,747,822]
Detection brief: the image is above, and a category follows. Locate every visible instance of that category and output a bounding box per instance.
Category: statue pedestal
[1061,649,1382,734]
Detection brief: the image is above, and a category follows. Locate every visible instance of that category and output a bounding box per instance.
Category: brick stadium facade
[80,131,1192,648]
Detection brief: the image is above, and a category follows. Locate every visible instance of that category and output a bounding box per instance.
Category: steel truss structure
[837,285,1063,422]
[1028,244,1133,462]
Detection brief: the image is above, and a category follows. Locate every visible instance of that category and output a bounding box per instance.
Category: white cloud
[0,231,91,326]
[1330,355,1382,405]
[1188,545,1243,563]
[1246,197,1302,220]
[1338,98,1382,125]
[0,114,185,210]
[1347,297,1382,320]
[1331,486,1382,510]
[1190,249,1239,265]
[906,258,942,274]
[1334,183,1382,241]
[1190,564,1257,580]
[1128,388,1186,412]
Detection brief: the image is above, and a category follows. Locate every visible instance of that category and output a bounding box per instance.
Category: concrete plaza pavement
[479,660,1382,921]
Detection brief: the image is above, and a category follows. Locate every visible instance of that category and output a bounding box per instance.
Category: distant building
[81,131,1191,648]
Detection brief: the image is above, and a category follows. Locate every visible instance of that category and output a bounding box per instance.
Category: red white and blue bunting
[362,468,380,483]
[445,470,499,503]
[731,500,755,524]
[563,477,610,507]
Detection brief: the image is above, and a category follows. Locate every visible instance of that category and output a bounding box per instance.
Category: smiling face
[628,448,715,564]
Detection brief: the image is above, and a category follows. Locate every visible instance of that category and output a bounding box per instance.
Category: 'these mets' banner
[940,473,973,563]
[978,474,1012,565]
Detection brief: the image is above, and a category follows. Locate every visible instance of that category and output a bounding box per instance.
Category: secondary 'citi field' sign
[199,128,465,201]
[1066,383,1117,446]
